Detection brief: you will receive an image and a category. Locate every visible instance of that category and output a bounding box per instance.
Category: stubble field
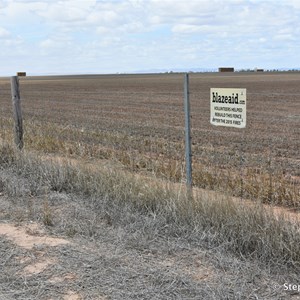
[1,72,299,205]
[0,72,299,299]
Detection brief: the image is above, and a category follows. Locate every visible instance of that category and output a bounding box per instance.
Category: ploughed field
[0,72,299,206]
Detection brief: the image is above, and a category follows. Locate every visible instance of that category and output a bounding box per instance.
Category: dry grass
[0,142,299,266]
[0,142,299,298]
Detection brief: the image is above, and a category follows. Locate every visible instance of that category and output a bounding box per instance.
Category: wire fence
[0,73,299,206]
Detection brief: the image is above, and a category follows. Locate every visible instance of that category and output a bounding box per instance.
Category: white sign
[210,88,246,128]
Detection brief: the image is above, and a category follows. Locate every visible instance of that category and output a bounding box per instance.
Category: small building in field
[255,68,264,72]
[17,72,26,77]
[218,67,234,72]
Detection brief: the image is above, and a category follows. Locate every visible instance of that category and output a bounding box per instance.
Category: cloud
[37,0,96,24]
[88,9,119,26]
[286,0,300,9]
[0,27,10,38]
[0,0,300,75]
[0,1,47,22]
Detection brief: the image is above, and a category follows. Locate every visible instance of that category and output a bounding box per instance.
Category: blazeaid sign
[210,88,246,128]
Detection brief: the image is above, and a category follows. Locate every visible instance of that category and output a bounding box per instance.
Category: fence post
[184,73,192,189]
[10,76,23,150]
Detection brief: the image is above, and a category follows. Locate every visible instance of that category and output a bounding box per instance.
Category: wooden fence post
[10,76,23,150]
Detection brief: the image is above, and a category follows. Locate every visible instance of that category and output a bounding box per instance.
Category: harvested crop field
[0,72,299,299]
[0,72,299,205]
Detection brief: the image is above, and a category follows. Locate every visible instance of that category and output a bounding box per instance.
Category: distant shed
[255,69,264,72]
[218,67,234,72]
[17,72,26,77]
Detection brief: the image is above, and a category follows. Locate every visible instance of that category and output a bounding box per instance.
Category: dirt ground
[0,190,299,300]
[0,193,214,300]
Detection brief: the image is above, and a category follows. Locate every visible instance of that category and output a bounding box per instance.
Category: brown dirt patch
[22,257,56,275]
[0,221,83,299]
[0,222,70,249]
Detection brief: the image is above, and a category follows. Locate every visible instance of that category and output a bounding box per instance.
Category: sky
[0,0,300,76]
